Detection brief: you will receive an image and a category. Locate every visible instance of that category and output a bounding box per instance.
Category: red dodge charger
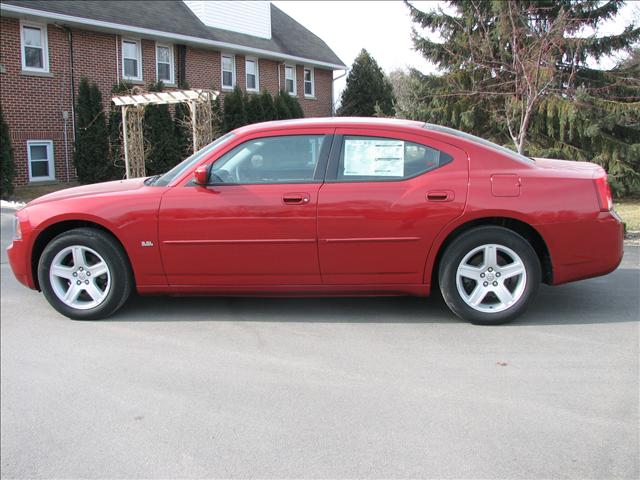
[7,118,624,324]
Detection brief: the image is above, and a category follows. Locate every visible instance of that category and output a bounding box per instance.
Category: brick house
[0,0,345,187]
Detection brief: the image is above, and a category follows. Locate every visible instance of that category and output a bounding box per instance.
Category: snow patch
[0,200,26,209]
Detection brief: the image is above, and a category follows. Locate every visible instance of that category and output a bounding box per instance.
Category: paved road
[1,207,638,479]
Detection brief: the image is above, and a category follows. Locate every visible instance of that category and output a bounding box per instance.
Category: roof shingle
[1,0,345,67]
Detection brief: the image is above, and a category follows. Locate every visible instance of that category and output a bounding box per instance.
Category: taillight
[593,176,612,212]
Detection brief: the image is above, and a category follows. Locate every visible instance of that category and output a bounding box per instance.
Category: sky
[272,0,640,107]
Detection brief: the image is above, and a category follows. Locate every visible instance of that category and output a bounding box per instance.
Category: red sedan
[7,118,623,324]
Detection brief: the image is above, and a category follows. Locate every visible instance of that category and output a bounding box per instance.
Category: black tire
[37,228,133,320]
[438,226,541,325]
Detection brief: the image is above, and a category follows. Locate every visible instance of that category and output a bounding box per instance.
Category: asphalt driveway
[1,207,638,479]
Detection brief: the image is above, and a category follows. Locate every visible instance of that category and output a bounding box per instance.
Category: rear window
[423,123,534,164]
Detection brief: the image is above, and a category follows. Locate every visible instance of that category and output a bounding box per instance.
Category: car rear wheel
[438,226,541,325]
[38,228,133,320]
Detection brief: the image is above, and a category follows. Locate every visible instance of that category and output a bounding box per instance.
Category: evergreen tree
[284,92,304,118]
[337,49,395,117]
[259,90,276,121]
[143,81,180,175]
[274,91,292,119]
[0,107,15,198]
[246,93,265,124]
[211,95,223,138]
[74,77,111,184]
[404,0,640,194]
[222,85,247,132]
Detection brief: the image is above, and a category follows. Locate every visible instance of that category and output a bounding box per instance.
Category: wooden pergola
[112,89,218,179]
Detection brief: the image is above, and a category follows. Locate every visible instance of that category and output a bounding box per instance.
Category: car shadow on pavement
[110,268,639,326]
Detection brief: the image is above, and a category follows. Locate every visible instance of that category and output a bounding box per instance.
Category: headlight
[13,215,22,240]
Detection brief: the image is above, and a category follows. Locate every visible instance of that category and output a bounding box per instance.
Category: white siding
[183,1,271,39]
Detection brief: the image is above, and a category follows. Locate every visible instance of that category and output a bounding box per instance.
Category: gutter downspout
[332,69,348,116]
[66,27,77,142]
[115,34,120,83]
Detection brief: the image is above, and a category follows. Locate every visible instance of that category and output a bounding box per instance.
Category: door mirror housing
[193,165,209,185]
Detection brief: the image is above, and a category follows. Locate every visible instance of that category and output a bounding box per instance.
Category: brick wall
[0,16,335,187]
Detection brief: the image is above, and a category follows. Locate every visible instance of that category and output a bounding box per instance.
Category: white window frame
[27,140,55,182]
[245,56,259,92]
[284,64,296,96]
[221,53,236,90]
[303,67,315,97]
[155,42,175,85]
[122,38,142,81]
[20,21,49,72]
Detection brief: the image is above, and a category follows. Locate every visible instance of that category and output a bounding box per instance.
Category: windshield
[152,132,235,186]
[423,123,534,164]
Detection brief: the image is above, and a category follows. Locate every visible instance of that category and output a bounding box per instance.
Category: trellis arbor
[112,89,218,178]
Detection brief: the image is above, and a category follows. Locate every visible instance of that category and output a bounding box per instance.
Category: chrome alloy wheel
[49,245,111,310]
[455,244,527,313]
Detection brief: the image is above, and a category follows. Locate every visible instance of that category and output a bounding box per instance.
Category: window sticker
[343,138,405,176]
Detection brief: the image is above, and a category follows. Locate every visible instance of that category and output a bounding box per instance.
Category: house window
[245,57,259,91]
[27,141,55,182]
[122,38,142,81]
[285,65,296,95]
[20,21,49,72]
[156,43,174,84]
[304,67,314,97]
[221,53,235,89]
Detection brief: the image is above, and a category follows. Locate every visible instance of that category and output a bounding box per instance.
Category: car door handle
[282,193,310,205]
[426,190,454,202]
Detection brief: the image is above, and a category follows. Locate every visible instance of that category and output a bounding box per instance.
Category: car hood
[27,178,149,206]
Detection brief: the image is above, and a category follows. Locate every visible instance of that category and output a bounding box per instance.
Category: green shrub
[0,107,15,198]
[74,77,111,183]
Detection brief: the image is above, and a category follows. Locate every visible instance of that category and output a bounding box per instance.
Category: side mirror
[193,165,209,185]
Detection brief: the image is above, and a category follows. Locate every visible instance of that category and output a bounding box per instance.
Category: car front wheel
[438,226,541,325]
[38,228,133,320]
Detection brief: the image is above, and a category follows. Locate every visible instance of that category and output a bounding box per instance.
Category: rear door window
[335,136,453,182]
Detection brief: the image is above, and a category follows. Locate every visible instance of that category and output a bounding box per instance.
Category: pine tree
[0,107,15,198]
[259,90,276,121]
[211,95,223,138]
[337,49,395,117]
[143,81,181,175]
[274,91,292,119]
[404,0,640,194]
[246,93,265,124]
[74,77,111,183]
[222,85,247,132]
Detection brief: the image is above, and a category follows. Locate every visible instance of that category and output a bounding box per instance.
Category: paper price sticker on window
[343,138,405,177]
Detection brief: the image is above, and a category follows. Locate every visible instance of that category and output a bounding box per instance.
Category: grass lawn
[615,199,640,231]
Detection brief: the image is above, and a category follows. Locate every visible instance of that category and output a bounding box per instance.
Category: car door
[317,128,468,285]
[158,130,333,286]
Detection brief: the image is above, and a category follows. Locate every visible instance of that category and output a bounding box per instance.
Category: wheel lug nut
[496,272,501,277]
[76,280,81,285]
[483,281,488,287]
[493,281,498,286]
[488,267,493,272]
[87,272,91,276]
[85,280,89,285]
[73,272,77,277]
[480,273,485,278]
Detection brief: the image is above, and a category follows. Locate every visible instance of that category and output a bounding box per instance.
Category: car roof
[232,117,426,135]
